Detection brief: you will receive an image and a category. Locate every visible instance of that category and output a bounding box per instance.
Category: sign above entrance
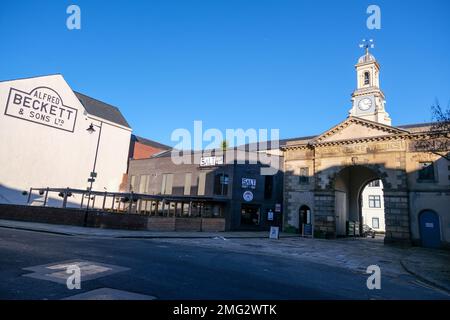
[4,86,78,132]
[242,178,256,189]
[199,156,223,167]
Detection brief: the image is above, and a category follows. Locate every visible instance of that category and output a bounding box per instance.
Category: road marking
[22,260,129,284]
[62,288,157,300]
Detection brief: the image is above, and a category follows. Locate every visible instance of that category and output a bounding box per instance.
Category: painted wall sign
[199,156,223,167]
[4,86,78,132]
[242,177,256,189]
[243,190,254,202]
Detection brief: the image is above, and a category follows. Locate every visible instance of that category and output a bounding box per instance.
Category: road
[0,227,448,300]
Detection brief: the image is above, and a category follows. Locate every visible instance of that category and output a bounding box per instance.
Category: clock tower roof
[357,52,376,64]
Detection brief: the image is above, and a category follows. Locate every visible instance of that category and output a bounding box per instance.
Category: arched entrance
[419,210,441,248]
[298,205,311,234]
[334,165,385,238]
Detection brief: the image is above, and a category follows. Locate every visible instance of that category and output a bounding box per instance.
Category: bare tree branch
[415,100,450,161]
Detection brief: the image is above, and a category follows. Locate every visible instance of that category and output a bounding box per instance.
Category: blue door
[419,211,441,248]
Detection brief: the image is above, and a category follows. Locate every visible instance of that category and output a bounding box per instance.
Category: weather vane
[359,38,375,55]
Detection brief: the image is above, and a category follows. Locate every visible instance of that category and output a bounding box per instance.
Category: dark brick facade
[127,152,284,231]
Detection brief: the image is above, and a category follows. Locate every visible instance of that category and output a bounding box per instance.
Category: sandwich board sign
[269,226,279,239]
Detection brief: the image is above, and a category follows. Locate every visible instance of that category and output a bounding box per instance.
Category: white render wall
[361,181,386,232]
[0,74,131,206]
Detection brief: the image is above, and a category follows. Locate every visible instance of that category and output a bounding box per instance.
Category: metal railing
[26,187,226,217]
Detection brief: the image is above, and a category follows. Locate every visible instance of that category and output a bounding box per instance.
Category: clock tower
[349,39,391,125]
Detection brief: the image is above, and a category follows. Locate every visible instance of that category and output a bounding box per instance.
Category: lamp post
[220,140,228,196]
[85,121,103,214]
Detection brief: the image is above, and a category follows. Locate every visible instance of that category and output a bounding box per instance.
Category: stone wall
[313,192,336,238]
[383,191,411,244]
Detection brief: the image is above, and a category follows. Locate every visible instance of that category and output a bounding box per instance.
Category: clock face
[358,98,372,111]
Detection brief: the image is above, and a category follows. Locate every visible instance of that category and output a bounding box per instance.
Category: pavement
[0,219,298,239]
[0,218,449,297]
[400,247,450,293]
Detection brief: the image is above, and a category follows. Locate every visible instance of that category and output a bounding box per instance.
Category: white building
[361,180,385,232]
[0,74,132,206]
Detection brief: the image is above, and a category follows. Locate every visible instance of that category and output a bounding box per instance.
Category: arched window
[364,72,370,85]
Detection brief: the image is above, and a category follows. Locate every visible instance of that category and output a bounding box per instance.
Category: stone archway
[313,164,411,244]
[333,166,381,236]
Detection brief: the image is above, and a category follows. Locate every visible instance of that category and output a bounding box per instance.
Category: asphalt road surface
[0,228,448,300]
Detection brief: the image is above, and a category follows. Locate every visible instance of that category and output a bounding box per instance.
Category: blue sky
[1,0,449,147]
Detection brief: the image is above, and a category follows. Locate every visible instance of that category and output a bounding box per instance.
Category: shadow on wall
[0,184,80,208]
[0,184,32,205]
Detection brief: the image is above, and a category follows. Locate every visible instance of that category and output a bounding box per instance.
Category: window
[184,173,192,196]
[418,162,435,181]
[214,173,229,196]
[139,175,148,193]
[197,172,206,196]
[130,175,137,191]
[372,217,380,229]
[299,167,309,185]
[161,174,173,195]
[367,180,380,187]
[368,195,381,208]
[264,175,273,199]
[364,72,370,85]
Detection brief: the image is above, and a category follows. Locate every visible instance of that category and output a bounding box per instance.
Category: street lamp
[85,121,103,216]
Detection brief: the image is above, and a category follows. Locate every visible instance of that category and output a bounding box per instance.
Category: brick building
[129,135,171,160]
[127,149,284,231]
